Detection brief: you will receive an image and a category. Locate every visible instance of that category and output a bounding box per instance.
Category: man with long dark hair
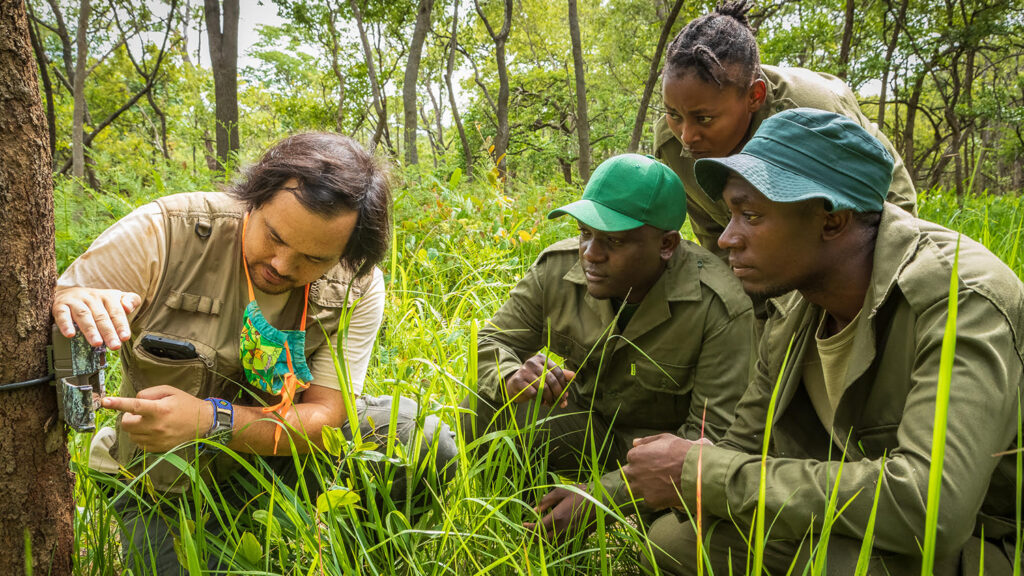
[54,133,456,573]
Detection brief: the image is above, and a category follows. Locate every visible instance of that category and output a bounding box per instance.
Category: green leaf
[253,509,282,539]
[448,168,462,189]
[238,531,262,565]
[322,425,345,457]
[316,487,361,516]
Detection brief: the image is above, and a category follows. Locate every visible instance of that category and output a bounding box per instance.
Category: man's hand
[102,385,215,452]
[53,287,142,349]
[506,354,575,407]
[621,433,704,510]
[524,484,597,541]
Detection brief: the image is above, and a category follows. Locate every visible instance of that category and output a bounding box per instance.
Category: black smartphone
[140,334,198,360]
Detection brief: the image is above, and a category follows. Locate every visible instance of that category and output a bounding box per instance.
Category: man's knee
[354,394,458,477]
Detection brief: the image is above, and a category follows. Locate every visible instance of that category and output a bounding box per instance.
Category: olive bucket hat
[694,108,894,212]
[548,154,686,231]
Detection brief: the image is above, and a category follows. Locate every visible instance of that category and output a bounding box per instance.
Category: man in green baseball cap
[624,109,1024,575]
[462,153,753,541]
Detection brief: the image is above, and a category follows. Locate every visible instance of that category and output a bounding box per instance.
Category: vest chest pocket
[127,331,218,398]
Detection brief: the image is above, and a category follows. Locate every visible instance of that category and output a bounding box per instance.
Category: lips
[584,269,606,282]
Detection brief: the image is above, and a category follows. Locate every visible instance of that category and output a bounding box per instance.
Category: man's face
[718,175,826,299]
[244,182,359,294]
[661,72,765,160]
[577,222,677,303]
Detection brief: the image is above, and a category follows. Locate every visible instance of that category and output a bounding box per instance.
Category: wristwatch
[204,397,234,449]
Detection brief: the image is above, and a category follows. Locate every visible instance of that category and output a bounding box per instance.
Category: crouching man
[54,133,457,573]
[464,154,753,539]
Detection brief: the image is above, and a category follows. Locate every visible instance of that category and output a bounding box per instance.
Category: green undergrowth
[60,171,1023,574]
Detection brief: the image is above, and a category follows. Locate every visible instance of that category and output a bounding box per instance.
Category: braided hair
[663,1,761,90]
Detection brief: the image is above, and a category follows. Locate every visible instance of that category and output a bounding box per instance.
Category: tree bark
[568,0,590,182]
[628,0,684,153]
[474,0,513,178]
[876,0,908,130]
[837,0,855,80]
[72,0,91,187]
[25,2,55,161]
[0,2,73,574]
[445,0,472,178]
[204,0,239,173]
[349,0,391,154]
[403,0,434,166]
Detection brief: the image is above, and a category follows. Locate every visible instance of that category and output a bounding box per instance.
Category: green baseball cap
[548,154,686,232]
[694,108,894,212]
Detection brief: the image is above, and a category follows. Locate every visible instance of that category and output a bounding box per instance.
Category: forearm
[227,400,347,456]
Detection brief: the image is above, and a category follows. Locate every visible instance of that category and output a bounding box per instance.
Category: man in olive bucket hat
[462,153,753,540]
[623,108,1024,575]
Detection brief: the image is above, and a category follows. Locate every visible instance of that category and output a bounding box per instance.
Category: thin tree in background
[445,0,472,178]
[474,0,512,178]
[349,0,393,154]
[71,0,91,189]
[628,0,684,152]
[403,0,435,166]
[0,1,73,573]
[204,0,239,174]
[568,0,590,182]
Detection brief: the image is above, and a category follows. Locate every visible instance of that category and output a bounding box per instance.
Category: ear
[660,230,682,262]
[746,79,767,112]
[821,209,854,242]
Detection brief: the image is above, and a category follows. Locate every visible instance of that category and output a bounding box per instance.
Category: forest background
[4,0,1024,573]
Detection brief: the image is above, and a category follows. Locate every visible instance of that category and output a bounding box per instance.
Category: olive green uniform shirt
[681,204,1024,559]
[654,65,918,257]
[478,237,754,501]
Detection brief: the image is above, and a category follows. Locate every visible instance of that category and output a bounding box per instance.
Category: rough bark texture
[0,1,73,574]
[628,0,684,153]
[204,0,239,172]
[568,0,590,182]
[403,0,435,166]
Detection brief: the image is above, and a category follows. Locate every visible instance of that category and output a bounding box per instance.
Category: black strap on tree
[0,375,54,392]
[0,373,53,389]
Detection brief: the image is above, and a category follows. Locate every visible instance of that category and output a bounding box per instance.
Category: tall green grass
[61,176,1023,574]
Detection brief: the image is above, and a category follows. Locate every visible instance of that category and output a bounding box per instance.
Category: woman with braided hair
[653,0,917,257]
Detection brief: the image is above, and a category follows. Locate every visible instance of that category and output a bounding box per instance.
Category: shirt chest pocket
[608,358,695,429]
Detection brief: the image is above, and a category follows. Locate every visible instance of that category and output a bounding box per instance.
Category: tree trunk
[445,0,472,178]
[568,0,591,182]
[71,0,91,188]
[349,0,391,154]
[0,2,73,574]
[403,0,434,166]
[25,3,56,161]
[902,68,926,183]
[204,0,239,174]
[876,0,908,130]
[474,0,512,178]
[837,0,855,80]
[628,0,684,152]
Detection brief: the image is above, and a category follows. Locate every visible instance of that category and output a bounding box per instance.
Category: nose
[681,121,700,147]
[269,250,297,278]
[581,238,606,263]
[718,218,742,252]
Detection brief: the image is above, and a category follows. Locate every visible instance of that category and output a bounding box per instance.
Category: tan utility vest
[114,192,372,492]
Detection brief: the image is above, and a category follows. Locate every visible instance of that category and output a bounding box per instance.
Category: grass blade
[921,235,961,575]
